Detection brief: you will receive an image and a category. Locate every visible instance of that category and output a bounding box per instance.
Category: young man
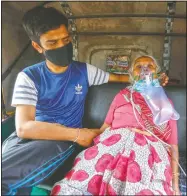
[2,6,169,195]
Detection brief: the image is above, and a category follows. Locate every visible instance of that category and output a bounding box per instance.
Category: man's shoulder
[72,60,87,68]
[71,61,89,75]
[20,61,45,84]
[22,61,45,73]
[73,61,100,73]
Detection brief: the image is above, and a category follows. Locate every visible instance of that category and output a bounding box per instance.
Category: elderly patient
[51,56,180,195]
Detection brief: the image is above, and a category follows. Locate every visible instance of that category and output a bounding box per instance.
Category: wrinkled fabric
[23,61,89,128]
[51,128,174,196]
[104,89,178,145]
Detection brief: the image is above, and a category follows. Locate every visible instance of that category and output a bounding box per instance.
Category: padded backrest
[83,84,186,152]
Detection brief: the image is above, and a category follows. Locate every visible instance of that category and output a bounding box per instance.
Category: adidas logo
[75,84,83,94]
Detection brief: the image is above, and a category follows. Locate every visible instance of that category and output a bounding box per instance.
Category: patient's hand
[159,73,169,86]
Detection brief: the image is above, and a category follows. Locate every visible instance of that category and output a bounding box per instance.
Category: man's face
[32,25,72,52]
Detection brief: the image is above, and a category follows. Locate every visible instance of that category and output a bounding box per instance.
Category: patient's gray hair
[128,55,161,84]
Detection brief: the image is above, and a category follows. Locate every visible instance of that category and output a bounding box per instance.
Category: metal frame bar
[2,1,186,82]
[60,1,78,61]
[75,32,186,37]
[68,13,186,19]
[162,2,176,75]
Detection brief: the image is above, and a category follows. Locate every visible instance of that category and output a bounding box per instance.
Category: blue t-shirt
[12,61,109,128]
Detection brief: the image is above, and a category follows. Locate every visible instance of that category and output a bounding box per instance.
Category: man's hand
[77,128,99,147]
[109,72,169,86]
[159,73,169,86]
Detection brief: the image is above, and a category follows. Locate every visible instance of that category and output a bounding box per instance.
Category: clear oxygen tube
[131,67,186,177]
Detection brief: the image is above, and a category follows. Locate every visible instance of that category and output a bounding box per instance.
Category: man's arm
[86,63,168,86]
[109,73,130,83]
[15,105,98,147]
[108,73,169,86]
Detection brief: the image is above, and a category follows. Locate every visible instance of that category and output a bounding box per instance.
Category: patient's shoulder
[112,89,130,106]
[119,87,131,98]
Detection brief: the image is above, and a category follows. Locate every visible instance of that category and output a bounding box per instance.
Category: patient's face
[132,56,157,80]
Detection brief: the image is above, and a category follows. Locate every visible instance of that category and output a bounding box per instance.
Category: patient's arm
[168,119,180,195]
[171,145,180,195]
[100,123,110,132]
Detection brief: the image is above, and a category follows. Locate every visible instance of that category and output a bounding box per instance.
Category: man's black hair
[22,6,68,43]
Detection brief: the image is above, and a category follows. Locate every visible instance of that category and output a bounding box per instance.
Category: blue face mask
[133,78,160,92]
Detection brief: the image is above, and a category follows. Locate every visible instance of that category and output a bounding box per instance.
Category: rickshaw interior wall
[2,1,186,113]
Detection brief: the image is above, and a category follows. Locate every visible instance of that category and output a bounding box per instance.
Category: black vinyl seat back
[83,84,186,152]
